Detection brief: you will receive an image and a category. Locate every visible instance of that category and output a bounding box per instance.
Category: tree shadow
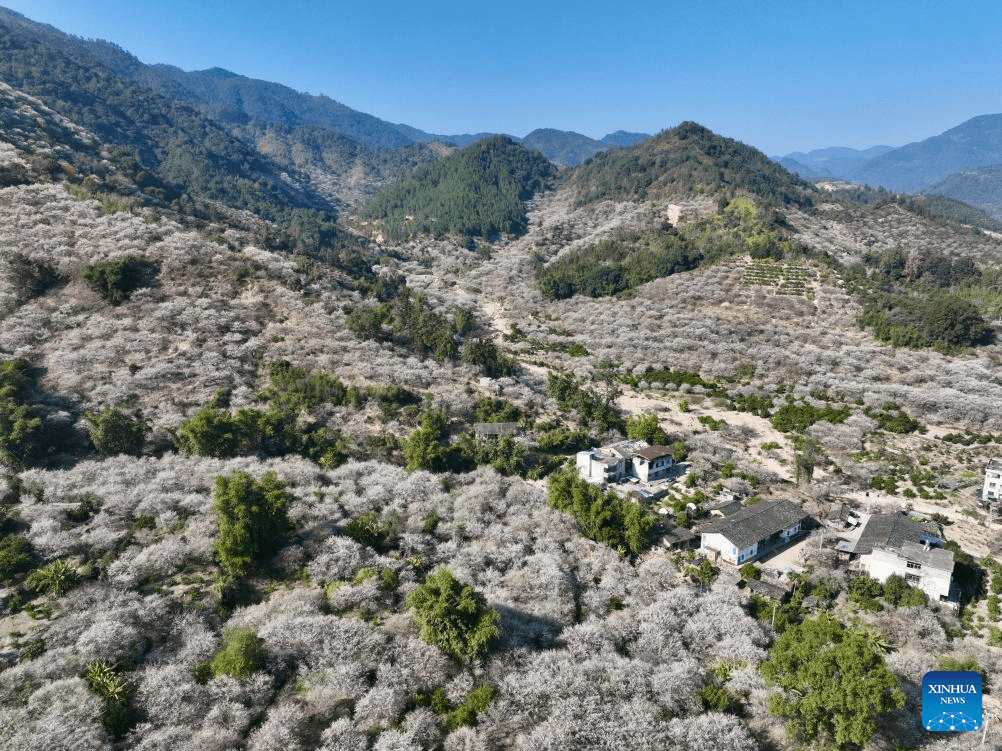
[493,603,566,651]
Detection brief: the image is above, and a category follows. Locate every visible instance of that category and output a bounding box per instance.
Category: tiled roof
[746,578,789,600]
[700,500,806,550]
[474,422,519,435]
[633,445,674,461]
[853,513,929,555]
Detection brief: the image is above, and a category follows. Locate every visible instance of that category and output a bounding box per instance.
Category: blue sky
[4,0,1001,155]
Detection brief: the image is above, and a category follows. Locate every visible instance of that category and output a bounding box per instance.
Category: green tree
[0,358,44,470]
[212,471,294,578]
[761,613,905,749]
[461,337,516,378]
[0,534,34,582]
[84,406,148,456]
[625,413,668,445]
[84,661,133,737]
[546,468,655,556]
[176,407,243,458]
[406,567,500,662]
[208,628,263,679]
[402,404,451,473]
[81,255,157,305]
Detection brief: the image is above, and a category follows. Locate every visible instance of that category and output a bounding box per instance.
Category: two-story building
[867,541,956,603]
[575,440,674,485]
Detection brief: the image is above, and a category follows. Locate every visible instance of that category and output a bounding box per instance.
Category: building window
[906,560,921,570]
[905,573,920,585]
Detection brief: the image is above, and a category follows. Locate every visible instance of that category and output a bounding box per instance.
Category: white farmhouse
[867,541,956,603]
[699,500,807,565]
[982,458,1002,502]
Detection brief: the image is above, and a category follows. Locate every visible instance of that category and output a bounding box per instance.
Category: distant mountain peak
[201,67,239,78]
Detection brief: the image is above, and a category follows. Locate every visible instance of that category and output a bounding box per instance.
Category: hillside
[925,164,1002,219]
[0,11,335,224]
[567,121,816,207]
[359,136,556,240]
[142,65,420,150]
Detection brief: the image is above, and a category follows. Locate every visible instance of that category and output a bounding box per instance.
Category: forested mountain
[772,156,822,179]
[568,121,816,207]
[0,8,650,208]
[141,65,420,150]
[599,130,650,148]
[924,165,1002,219]
[359,136,556,240]
[849,114,1002,192]
[227,120,452,209]
[0,9,336,228]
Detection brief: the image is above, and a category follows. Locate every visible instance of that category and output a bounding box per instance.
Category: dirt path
[615,390,796,483]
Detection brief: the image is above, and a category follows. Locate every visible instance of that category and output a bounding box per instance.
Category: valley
[1,6,1002,751]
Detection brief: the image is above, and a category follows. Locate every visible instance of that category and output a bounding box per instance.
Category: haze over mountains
[5,7,1002,751]
[777,115,1002,218]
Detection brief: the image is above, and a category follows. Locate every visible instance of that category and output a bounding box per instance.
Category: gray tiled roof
[633,445,674,461]
[852,513,929,555]
[746,578,789,600]
[700,500,806,550]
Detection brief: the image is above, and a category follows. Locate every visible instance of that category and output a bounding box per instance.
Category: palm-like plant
[26,559,79,597]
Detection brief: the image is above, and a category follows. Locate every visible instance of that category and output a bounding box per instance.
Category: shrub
[0,534,34,581]
[4,252,63,302]
[344,511,398,554]
[18,638,45,662]
[81,255,157,305]
[0,358,45,469]
[84,406,148,456]
[213,471,294,578]
[771,401,850,433]
[27,559,79,597]
[209,628,264,679]
[882,574,928,607]
[65,494,103,524]
[85,661,133,738]
[446,684,497,729]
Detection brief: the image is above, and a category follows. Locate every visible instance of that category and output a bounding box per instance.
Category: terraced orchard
[741,259,820,297]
